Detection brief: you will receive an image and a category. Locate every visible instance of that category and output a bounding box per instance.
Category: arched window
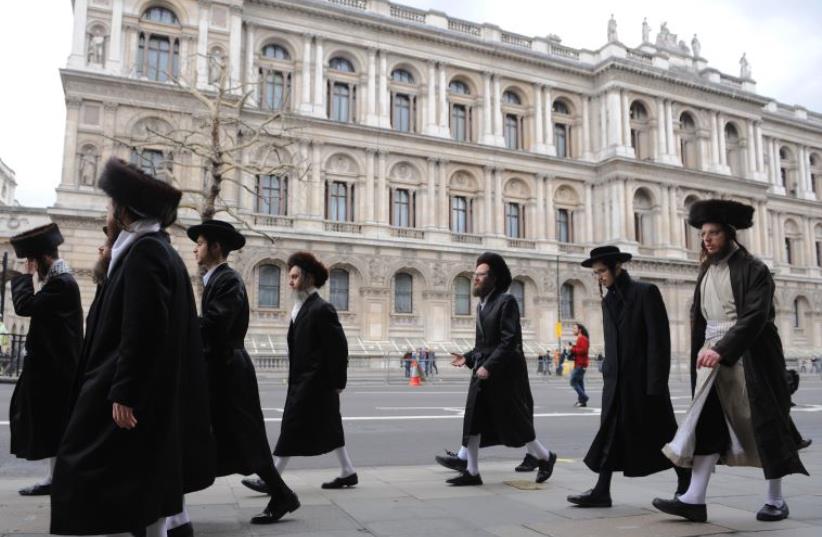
[629,101,650,160]
[454,276,471,316]
[391,69,414,84]
[725,123,742,176]
[394,272,413,314]
[262,44,290,60]
[258,265,281,308]
[329,56,355,73]
[329,269,349,311]
[560,283,574,319]
[448,79,473,141]
[509,280,525,317]
[142,6,179,24]
[130,148,167,178]
[448,80,470,95]
[256,175,287,215]
[502,90,521,105]
[552,99,572,158]
[137,7,180,82]
[779,147,798,196]
[552,100,570,115]
[784,219,801,265]
[633,188,654,245]
[679,112,698,169]
[810,154,822,200]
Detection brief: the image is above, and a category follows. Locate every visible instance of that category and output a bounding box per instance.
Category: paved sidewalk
[2,450,819,537]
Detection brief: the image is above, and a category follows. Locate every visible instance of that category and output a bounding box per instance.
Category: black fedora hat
[187,219,246,252]
[687,199,754,230]
[581,246,632,268]
[10,223,64,258]
[476,251,513,292]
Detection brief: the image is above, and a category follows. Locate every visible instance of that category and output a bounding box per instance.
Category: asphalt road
[1,374,821,480]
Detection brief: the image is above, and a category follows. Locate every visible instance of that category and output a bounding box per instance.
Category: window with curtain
[329,269,349,311]
[504,114,520,150]
[261,70,289,110]
[451,196,468,233]
[130,148,166,177]
[331,82,351,122]
[451,104,467,141]
[258,265,281,308]
[509,280,525,316]
[554,124,568,158]
[392,189,411,227]
[556,208,571,242]
[327,181,350,222]
[257,175,287,215]
[392,93,412,132]
[454,276,471,315]
[394,273,413,313]
[506,202,523,238]
[560,283,574,319]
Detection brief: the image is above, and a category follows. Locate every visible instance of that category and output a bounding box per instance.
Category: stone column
[775,212,784,263]
[581,96,591,159]
[661,185,671,246]
[244,24,257,104]
[607,90,622,148]
[311,142,323,218]
[365,149,375,222]
[313,38,325,116]
[425,158,436,229]
[69,0,88,68]
[665,100,675,160]
[299,34,313,114]
[535,174,546,238]
[754,122,765,175]
[377,150,388,224]
[599,94,607,154]
[544,86,554,150]
[585,183,594,242]
[494,168,504,235]
[747,120,757,178]
[806,218,816,268]
[532,84,546,153]
[620,91,631,150]
[62,97,82,187]
[366,49,377,125]
[769,138,779,185]
[378,52,390,128]
[710,112,720,168]
[493,75,504,144]
[483,166,493,234]
[437,64,448,131]
[622,179,632,240]
[656,99,667,158]
[669,187,681,246]
[196,1,210,87]
[545,178,555,241]
[425,62,437,135]
[717,114,727,166]
[757,201,768,257]
[228,6,242,91]
[108,0,124,73]
[438,159,449,229]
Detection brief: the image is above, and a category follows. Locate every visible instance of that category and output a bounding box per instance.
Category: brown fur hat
[287,251,329,288]
[98,157,182,228]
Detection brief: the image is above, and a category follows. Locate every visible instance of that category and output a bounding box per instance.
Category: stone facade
[14,0,822,360]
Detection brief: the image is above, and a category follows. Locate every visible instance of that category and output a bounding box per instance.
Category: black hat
[287,252,329,287]
[581,246,632,268]
[187,220,246,252]
[476,252,512,292]
[688,199,754,230]
[98,157,182,228]
[10,223,64,258]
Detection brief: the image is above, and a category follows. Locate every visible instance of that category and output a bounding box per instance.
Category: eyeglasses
[472,271,490,279]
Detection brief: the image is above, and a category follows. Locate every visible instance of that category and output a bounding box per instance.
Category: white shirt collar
[108,219,161,276]
[290,287,318,322]
[203,262,227,287]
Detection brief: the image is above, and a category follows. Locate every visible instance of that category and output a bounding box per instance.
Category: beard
[706,241,735,264]
[92,252,112,285]
[472,279,493,298]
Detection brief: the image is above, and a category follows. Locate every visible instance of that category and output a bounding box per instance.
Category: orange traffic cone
[409,360,422,387]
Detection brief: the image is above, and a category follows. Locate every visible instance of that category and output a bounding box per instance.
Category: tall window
[556,208,572,243]
[137,33,180,81]
[554,124,568,158]
[816,240,822,267]
[454,276,471,316]
[451,196,470,233]
[331,82,351,122]
[509,280,525,317]
[449,79,472,141]
[394,273,413,314]
[553,99,571,158]
[260,70,289,110]
[560,283,574,319]
[329,269,349,311]
[327,57,356,123]
[634,213,646,245]
[327,181,353,222]
[391,188,413,227]
[629,101,650,160]
[130,148,166,177]
[679,112,698,169]
[258,265,281,308]
[505,202,524,238]
[793,298,801,328]
[785,238,793,265]
[257,175,287,215]
[392,94,412,132]
[725,123,741,176]
[451,104,467,141]
[390,69,416,133]
[504,114,520,150]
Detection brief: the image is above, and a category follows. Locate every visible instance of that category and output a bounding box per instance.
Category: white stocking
[165,500,190,531]
[766,478,784,508]
[466,435,480,476]
[457,446,468,460]
[334,446,356,477]
[274,456,290,474]
[525,440,551,461]
[678,453,719,505]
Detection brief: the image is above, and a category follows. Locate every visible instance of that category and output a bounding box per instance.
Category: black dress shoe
[756,502,789,521]
[515,453,538,472]
[321,473,358,489]
[567,489,612,507]
[652,497,707,522]
[241,477,270,494]
[18,483,51,496]
[167,521,194,537]
[574,401,588,407]
[435,453,468,472]
[446,471,483,486]
[535,451,557,483]
[251,491,301,524]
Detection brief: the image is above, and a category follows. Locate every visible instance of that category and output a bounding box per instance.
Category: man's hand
[24,259,38,276]
[112,402,138,429]
[697,348,721,369]
[476,366,490,380]
[450,353,466,367]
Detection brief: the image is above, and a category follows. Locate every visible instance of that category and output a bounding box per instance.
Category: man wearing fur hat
[447,252,557,486]
[50,158,215,537]
[8,223,83,496]
[567,246,689,508]
[181,220,299,528]
[654,199,808,523]
[243,251,356,491]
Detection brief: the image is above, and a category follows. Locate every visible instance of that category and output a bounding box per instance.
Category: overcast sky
[1,0,821,208]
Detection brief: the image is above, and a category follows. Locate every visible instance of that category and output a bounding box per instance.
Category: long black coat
[201,263,273,476]
[275,292,348,456]
[9,273,82,460]
[51,232,215,535]
[462,290,535,448]
[584,270,678,476]
[690,250,807,479]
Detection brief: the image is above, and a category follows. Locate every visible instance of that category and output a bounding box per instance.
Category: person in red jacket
[569,323,590,407]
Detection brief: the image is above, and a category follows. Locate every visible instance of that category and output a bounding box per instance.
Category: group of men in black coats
[6,155,809,533]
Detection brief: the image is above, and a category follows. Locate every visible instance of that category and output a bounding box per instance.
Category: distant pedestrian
[402,352,412,377]
[569,323,590,407]
[428,348,438,375]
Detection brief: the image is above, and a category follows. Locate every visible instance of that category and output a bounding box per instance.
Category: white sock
[525,440,551,461]
[678,453,719,505]
[525,445,536,457]
[334,446,356,477]
[766,478,784,508]
[165,504,190,531]
[466,435,480,476]
[145,517,167,537]
[39,457,56,486]
[275,456,290,474]
[457,446,468,460]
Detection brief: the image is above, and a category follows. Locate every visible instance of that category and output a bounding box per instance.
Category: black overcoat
[584,270,678,476]
[274,292,348,456]
[690,249,807,479]
[462,290,535,448]
[201,263,273,476]
[51,232,215,535]
[9,272,83,460]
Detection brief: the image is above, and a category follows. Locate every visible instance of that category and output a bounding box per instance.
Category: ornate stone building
[30,0,822,360]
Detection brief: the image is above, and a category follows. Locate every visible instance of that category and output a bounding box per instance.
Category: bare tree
[112,53,308,240]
